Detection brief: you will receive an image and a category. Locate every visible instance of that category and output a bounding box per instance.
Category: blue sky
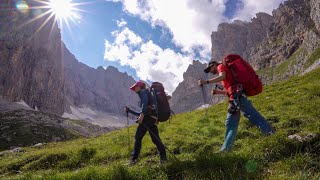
[60,0,186,80]
[57,0,285,93]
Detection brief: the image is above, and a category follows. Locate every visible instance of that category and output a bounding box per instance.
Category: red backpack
[223,54,262,96]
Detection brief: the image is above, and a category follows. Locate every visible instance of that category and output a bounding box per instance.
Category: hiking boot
[126,158,138,166]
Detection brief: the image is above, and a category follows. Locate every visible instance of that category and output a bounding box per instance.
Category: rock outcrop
[211,12,274,62]
[0,109,113,151]
[310,0,320,32]
[63,48,138,116]
[0,96,34,111]
[249,0,320,83]
[0,0,65,115]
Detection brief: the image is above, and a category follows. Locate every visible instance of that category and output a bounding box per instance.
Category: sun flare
[17,0,86,34]
[48,0,77,21]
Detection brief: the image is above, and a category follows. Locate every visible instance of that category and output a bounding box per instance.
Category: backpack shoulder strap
[222,61,238,84]
[228,66,238,84]
[145,88,153,106]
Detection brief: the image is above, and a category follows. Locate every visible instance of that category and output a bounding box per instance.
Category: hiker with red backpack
[198,54,274,151]
[125,81,167,165]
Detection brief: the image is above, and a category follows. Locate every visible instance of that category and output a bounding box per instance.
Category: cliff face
[170,60,225,113]
[211,12,274,62]
[63,48,138,115]
[249,0,320,83]
[310,0,320,32]
[0,0,138,118]
[0,0,65,115]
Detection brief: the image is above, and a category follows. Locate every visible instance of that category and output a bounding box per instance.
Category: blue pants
[221,96,274,151]
[132,117,167,160]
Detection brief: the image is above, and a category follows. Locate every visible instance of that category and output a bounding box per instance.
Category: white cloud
[116,19,127,27]
[104,0,286,93]
[104,24,143,62]
[106,0,227,56]
[104,40,131,62]
[106,0,286,54]
[235,0,285,20]
[104,27,193,94]
[112,27,142,45]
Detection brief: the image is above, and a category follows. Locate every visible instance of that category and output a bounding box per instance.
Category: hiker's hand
[124,107,130,113]
[137,113,144,124]
[198,79,206,86]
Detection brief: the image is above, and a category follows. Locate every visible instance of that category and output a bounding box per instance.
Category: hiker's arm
[198,72,226,85]
[140,90,149,115]
[207,72,226,83]
[127,108,141,116]
[136,91,148,124]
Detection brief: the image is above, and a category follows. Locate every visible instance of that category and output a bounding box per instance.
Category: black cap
[204,60,218,73]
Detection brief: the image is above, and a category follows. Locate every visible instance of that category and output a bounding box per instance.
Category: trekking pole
[199,78,208,119]
[126,111,130,155]
[141,123,180,161]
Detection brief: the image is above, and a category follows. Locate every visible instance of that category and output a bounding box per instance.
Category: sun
[47,0,82,27]
[48,0,77,21]
[16,0,86,34]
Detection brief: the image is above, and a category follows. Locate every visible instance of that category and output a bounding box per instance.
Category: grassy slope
[257,47,320,79]
[0,69,319,180]
[304,48,320,69]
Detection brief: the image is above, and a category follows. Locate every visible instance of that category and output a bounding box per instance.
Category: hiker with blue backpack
[198,54,274,152]
[125,81,168,165]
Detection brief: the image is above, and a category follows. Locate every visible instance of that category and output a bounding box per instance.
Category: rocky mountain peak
[211,12,273,62]
[105,65,118,72]
[249,0,320,81]
[97,66,105,71]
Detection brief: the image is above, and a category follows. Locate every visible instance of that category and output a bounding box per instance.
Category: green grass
[258,47,320,80]
[0,69,320,179]
[257,48,306,77]
[257,48,307,79]
[274,48,305,75]
[304,48,320,69]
